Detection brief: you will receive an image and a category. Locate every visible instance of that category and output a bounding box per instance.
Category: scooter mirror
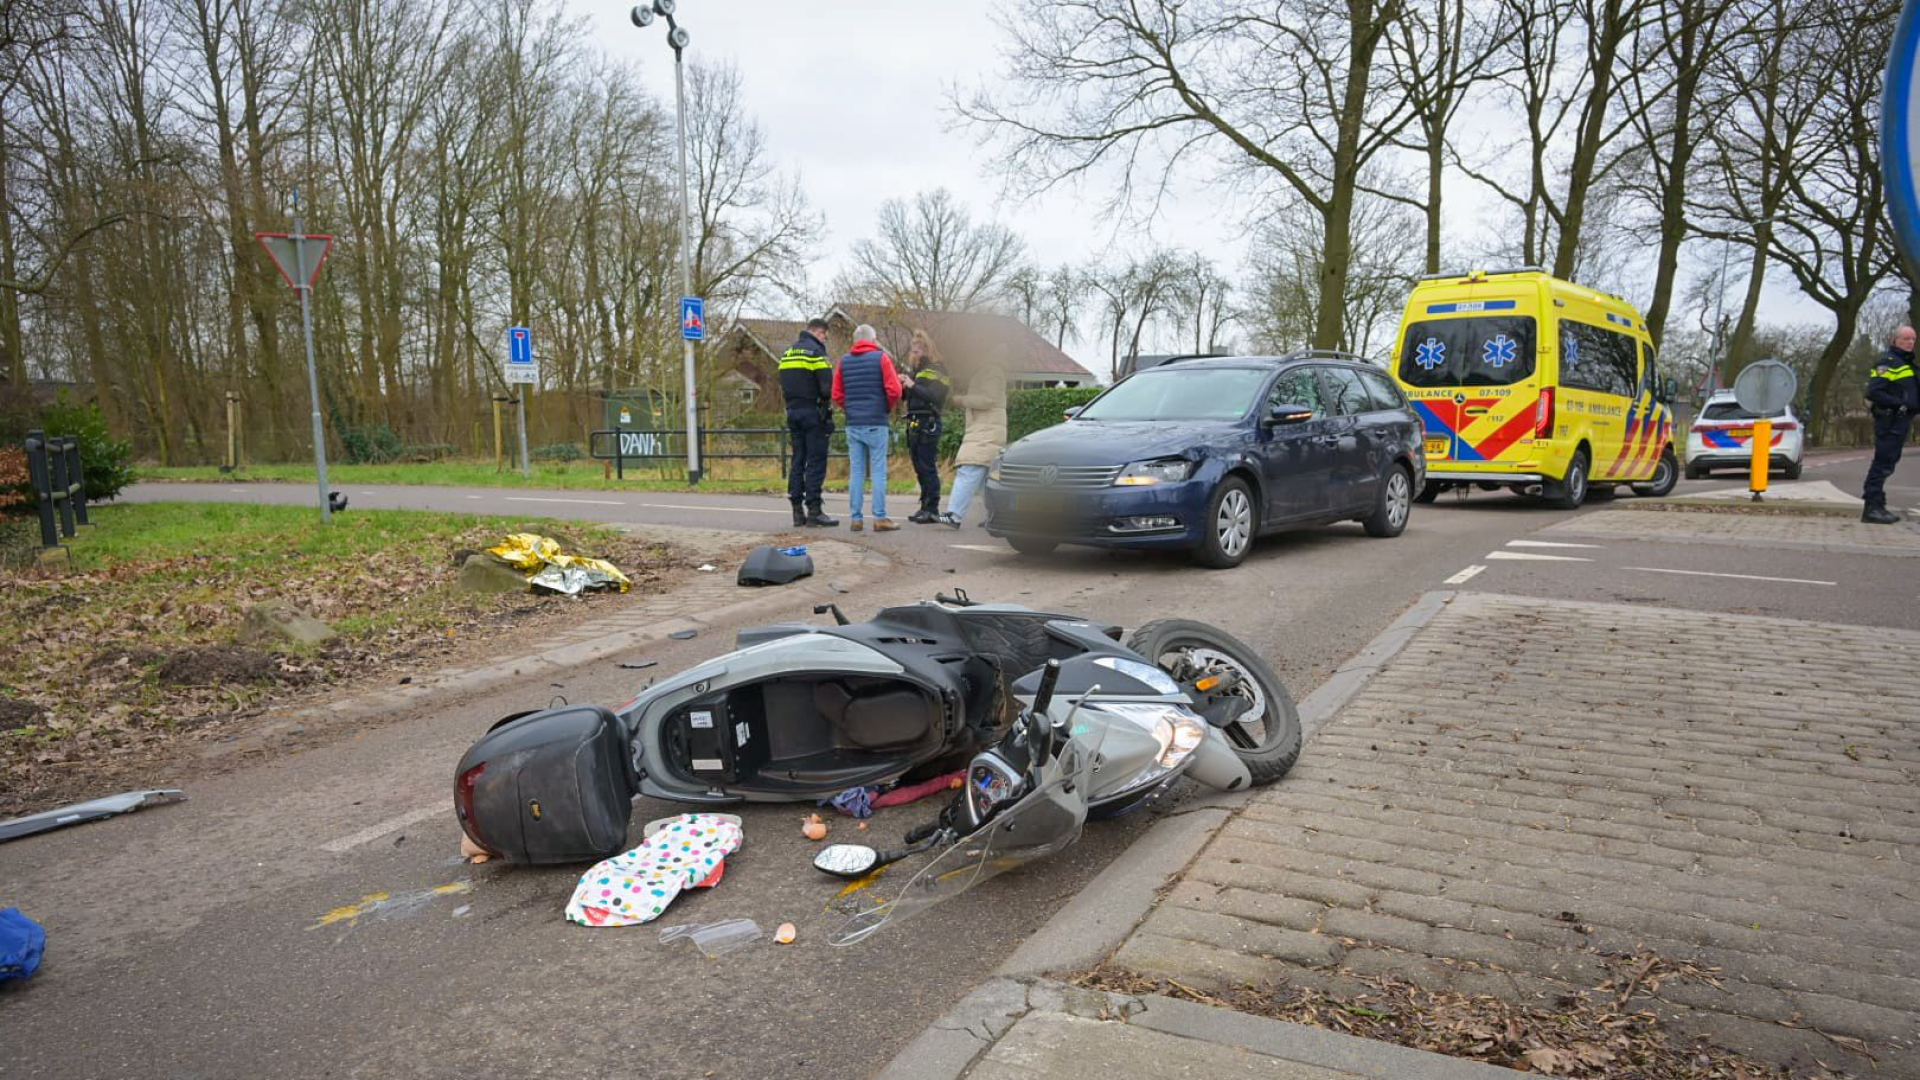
[813,844,880,878]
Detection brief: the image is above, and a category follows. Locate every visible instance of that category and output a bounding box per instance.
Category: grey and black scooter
[454,593,1299,865]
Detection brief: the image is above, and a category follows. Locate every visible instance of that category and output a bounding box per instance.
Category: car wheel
[1633,447,1679,497]
[1126,619,1301,786]
[1784,459,1802,480]
[1006,536,1057,556]
[1545,448,1590,510]
[1363,464,1413,538]
[1414,481,1442,504]
[1193,477,1255,569]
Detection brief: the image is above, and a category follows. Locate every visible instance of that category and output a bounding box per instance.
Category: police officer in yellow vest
[781,318,839,527]
[1863,325,1917,525]
[901,330,951,523]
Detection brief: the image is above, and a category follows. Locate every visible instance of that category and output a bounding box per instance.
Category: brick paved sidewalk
[1547,507,1920,553]
[1110,593,1920,1076]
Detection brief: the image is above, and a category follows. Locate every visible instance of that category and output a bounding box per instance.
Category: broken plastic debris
[669,629,698,640]
[697,564,717,572]
[618,659,659,671]
[0,788,187,843]
[451,905,472,918]
[659,918,762,957]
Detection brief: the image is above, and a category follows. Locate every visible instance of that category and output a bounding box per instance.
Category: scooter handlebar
[1031,659,1062,717]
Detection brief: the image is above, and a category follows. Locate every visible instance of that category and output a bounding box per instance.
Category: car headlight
[1114,458,1193,486]
[988,454,1004,482]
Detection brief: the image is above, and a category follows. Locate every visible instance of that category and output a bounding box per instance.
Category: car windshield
[1078,367,1268,422]
[1700,401,1784,421]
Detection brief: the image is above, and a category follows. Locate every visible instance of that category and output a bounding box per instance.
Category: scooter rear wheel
[1126,619,1301,786]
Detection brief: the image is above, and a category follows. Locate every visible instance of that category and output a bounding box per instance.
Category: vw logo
[1038,464,1059,486]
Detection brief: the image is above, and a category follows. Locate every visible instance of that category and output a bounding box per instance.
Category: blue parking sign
[508,326,533,365]
[681,297,705,341]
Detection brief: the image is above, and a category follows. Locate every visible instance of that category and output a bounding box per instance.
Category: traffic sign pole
[517,393,531,479]
[673,52,702,486]
[292,204,331,525]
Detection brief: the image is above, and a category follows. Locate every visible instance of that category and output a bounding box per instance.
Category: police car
[1684,390,1804,480]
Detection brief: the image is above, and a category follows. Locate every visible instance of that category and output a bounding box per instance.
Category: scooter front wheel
[1126,619,1301,786]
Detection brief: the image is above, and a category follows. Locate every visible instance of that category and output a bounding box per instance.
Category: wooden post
[224,390,243,470]
[491,394,509,471]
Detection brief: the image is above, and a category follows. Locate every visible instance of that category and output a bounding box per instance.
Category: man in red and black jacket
[831,324,903,532]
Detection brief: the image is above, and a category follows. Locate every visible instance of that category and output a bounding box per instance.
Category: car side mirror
[1062,406,1083,420]
[1265,402,1315,425]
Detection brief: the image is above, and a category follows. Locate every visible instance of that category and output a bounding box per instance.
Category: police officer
[1862,325,1917,525]
[781,318,838,527]
[900,329,951,523]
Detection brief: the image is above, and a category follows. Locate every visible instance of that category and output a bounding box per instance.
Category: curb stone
[877,977,1522,1080]
[201,538,891,758]
[877,592,1460,1080]
[994,589,1456,980]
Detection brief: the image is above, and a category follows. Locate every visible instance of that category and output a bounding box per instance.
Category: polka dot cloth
[564,813,744,928]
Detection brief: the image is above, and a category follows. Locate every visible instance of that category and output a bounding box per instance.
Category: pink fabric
[873,770,964,809]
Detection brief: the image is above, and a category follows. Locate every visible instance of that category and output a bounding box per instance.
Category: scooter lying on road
[453,592,1300,864]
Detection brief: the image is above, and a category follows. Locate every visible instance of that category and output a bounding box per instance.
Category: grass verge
[0,502,687,815]
[141,458,932,494]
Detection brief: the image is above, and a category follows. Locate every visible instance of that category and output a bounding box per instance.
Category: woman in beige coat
[940,344,1009,528]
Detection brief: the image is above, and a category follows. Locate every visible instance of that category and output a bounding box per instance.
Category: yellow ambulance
[1388,268,1678,508]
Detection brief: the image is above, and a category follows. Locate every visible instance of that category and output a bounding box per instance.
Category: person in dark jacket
[780,318,838,527]
[831,323,903,532]
[1862,325,1918,525]
[901,329,951,523]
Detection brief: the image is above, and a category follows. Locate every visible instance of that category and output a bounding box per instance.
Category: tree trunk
[1805,305,1860,446]
[1552,0,1626,278]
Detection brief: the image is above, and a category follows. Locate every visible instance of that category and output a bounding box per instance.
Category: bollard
[24,430,58,549]
[64,437,88,526]
[49,436,76,538]
[1748,419,1771,501]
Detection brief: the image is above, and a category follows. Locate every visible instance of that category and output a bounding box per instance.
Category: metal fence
[23,429,88,549]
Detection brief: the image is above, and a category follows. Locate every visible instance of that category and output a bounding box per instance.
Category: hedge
[935,386,1104,458]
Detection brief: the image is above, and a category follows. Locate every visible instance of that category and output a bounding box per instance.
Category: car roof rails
[1417,265,1546,282]
[1281,348,1379,366]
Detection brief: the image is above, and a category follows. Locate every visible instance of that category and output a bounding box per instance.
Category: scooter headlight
[1154,712,1206,768]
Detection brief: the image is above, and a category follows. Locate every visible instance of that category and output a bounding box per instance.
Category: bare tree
[1171,253,1234,354]
[1381,0,1516,273]
[959,0,1417,350]
[1245,197,1421,359]
[841,187,1024,311]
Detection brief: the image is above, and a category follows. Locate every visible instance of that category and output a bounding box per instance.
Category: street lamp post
[632,1,702,485]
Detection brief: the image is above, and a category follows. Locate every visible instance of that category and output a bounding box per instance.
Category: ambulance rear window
[1398,317,1536,388]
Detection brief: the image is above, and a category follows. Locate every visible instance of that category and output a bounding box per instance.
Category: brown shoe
[873,518,900,532]
[849,520,864,532]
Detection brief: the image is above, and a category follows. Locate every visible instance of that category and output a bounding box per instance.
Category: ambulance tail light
[1532,388,1555,438]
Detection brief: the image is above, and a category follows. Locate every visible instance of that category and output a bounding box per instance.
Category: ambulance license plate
[1423,437,1450,460]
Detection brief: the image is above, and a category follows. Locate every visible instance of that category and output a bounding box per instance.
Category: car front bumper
[984,477,1211,549]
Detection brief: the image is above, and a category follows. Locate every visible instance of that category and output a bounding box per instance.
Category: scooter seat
[814,682,940,751]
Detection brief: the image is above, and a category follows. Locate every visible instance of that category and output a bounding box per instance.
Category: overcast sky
[576,0,1828,371]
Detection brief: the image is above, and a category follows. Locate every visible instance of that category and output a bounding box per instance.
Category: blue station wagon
[983,353,1426,568]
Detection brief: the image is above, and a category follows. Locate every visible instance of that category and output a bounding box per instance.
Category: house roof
[719,307,1093,383]
[824,303,1092,380]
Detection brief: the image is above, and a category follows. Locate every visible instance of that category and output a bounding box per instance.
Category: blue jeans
[845,425,890,520]
[946,463,987,522]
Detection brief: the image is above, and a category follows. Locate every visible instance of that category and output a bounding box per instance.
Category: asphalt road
[3,449,1912,1079]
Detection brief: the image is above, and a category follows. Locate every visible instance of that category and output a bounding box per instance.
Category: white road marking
[1444,565,1487,585]
[950,543,1005,553]
[465,495,483,500]
[504,496,626,506]
[639,502,787,515]
[1506,539,1602,549]
[320,803,445,854]
[1485,551,1593,562]
[1623,566,1836,586]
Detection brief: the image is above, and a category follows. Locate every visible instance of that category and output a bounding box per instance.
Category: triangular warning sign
[256,232,334,290]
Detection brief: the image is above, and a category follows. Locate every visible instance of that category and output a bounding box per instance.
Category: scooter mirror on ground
[813,844,880,878]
